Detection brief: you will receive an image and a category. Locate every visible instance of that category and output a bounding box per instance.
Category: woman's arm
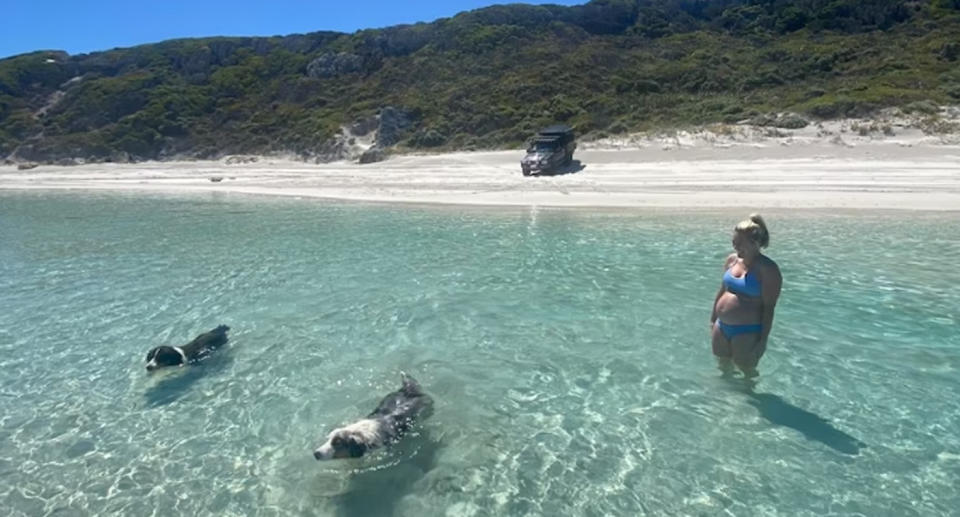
[758,260,783,350]
[710,287,723,324]
[710,254,738,325]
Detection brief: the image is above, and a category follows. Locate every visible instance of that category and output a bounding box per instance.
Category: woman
[710,214,782,377]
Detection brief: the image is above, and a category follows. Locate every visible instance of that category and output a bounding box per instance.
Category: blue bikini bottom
[716,320,763,341]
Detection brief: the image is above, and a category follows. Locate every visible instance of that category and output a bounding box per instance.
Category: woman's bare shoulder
[758,255,782,277]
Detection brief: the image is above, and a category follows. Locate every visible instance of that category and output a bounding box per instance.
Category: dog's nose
[313,450,323,460]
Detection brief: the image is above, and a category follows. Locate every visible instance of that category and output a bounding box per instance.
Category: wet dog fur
[313,373,433,460]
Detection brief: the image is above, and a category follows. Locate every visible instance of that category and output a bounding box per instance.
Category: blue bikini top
[723,267,761,297]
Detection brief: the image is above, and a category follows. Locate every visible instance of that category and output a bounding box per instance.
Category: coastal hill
[2,0,959,164]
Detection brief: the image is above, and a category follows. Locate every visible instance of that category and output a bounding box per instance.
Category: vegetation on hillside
[2,0,960,162]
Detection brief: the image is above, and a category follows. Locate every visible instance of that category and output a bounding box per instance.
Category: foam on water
[0,192,958,516]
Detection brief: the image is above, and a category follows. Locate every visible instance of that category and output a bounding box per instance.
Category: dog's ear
[400,373,423,396]
[345,434,369,458]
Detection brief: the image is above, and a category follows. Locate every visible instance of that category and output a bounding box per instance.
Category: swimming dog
[145,325,230,371]
[313,373,433,460]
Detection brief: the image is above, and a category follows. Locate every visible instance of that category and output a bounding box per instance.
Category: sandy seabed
[3,135,960,211]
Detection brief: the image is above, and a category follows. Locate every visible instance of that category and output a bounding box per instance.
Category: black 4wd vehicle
[521,125,576,176]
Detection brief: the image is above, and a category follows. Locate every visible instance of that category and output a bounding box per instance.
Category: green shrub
[903,100,940,114]
[1,1,958,159]
[802,96,873,118]
[410,128,446,147]
[775,113,809,129]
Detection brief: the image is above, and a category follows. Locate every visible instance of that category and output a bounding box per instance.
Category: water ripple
[0,193,958,516]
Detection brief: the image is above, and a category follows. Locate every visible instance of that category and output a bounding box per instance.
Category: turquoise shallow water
[1,191,958,516]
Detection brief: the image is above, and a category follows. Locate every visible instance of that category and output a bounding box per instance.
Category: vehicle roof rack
[539,125,574,135]
[534,135,563,142]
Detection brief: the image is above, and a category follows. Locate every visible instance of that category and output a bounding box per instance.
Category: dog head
[313,420,380,460]
[145,346,186,371]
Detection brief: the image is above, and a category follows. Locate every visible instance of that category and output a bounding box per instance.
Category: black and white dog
[314,373,433,460]
[145,325,230,371]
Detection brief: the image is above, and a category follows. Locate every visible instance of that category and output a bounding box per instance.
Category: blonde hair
[734,213,770,248]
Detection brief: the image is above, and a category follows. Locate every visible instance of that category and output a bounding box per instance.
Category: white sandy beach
[3,123,960,211]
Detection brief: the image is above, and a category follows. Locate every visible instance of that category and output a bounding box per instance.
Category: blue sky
[1,0,583,59]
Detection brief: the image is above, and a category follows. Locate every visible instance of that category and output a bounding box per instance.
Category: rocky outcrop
[375,106,412,147]
[357,26,434,58]
[306,52,364,78]
[108,150,132,163]
[350,106,413,164]
[350,116,379,137]
[171,47,213,76]
[358,147,387,164]
[303,106,412,164]
[278,33,341,54]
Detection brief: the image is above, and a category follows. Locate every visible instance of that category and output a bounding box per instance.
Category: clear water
[1,192,958,517]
